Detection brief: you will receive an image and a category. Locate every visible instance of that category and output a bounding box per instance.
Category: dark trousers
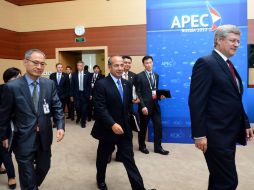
[67,97,75,119]
[0,144,15,179]
[87,99,94,120]
[14,135,51,190]
[75,91,88,125]
[96,136,145,190]
[138,104,162,150]
[204,147,238,190]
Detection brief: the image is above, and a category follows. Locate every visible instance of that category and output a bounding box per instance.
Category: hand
[2,139,8,149]
[112,123,124,135]
[246,128,254,141]
[56,129,65,142]
[142,107,148,116]
[195,137,208,153]
[70,97,74,102]
[160,95,166,100]
[132,98,140,104]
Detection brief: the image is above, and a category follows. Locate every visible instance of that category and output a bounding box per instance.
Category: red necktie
[226,59,238,88]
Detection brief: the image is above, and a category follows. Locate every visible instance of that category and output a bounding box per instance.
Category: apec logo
[170,2,221,32]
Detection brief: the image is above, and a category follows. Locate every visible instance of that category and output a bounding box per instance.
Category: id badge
[43,99,50,114]
[152,90,157,100]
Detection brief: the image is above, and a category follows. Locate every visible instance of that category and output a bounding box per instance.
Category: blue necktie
[117,79,123,102]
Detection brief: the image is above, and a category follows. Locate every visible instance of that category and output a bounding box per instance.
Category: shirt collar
[25,74,40,85]
[145,70,153,75]
[214,48,228,62]
[110,73,121,84]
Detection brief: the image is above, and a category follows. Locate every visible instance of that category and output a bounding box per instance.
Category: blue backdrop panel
[146,0,248,143]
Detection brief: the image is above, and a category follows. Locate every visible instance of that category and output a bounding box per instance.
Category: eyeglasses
[26,59,47,67]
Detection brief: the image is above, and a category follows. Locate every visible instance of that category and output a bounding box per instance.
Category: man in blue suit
[0,49,65,190]
[189,25,253,190]
[91,56,155,190]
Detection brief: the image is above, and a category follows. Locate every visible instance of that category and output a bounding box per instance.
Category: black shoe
[52,124,56,128]
[81,123,86,128]
[0,169,6,174]
[154,147,169,155]
[66,116,71,119]
[76,119,80,124]
[139,147,149,154]
[71,118,74,121]
[87,118,92,122]
[8,183,16,189]
[97,182,108,190]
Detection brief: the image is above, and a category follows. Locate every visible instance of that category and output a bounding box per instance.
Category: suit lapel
[38,78,46,116]
[20,76,37,114]
[213,51,240,94]
[108,75,123,104]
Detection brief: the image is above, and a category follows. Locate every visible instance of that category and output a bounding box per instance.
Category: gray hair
[108,56,122,66]
[214,25,241,47]
[24,49,46,59]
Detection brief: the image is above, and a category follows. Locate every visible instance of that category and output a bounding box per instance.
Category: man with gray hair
[0,49,65,190]
[189,25,253,189]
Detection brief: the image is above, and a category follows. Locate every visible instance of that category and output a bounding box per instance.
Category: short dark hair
[84,65,88,71]
[55,63,62,67]
[3,67,21,83]
[77,60,84,64]
[122,56,132,61]
[66,65,72,70]
[93,65,100,70]
[142,55,153,63]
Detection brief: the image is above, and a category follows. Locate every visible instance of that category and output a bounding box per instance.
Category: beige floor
[0,120,254,190]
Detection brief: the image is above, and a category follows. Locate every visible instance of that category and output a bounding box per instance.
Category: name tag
[152,90,157,100]
[43,99,50,114]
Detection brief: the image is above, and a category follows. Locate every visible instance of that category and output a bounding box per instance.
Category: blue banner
[147,0,248,143]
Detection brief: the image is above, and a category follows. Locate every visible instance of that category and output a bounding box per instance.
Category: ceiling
[5,0,74,6]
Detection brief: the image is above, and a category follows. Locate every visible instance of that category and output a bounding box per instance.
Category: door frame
[55,46,108,74]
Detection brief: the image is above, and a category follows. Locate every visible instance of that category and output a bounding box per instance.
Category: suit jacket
[49,72,70,100]
[135,71,160,114]
[0,76,65,154]
[126,71,136,86]
[70,71,91,99]
[189,50,250,147]
[91,75,133,142]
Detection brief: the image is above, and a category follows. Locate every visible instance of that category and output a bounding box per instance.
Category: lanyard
[145,71,156,90]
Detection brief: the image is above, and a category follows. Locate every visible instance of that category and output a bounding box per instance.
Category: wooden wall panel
[0,28,19,59]
[0,25,146,59]
[249,19,254,44]
[5,0,74,6]
[19,25,146,59]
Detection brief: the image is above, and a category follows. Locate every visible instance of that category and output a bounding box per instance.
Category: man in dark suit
[110,56,139,162]
[70,60,91,128]
[87,65,104,121]
[91,56,155,190]
[0,49,65,190]
[65,66,75,120]
[122,56,136,85]
[135,55,169,155]
[49,63,70,111]
[189,25,253,190]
